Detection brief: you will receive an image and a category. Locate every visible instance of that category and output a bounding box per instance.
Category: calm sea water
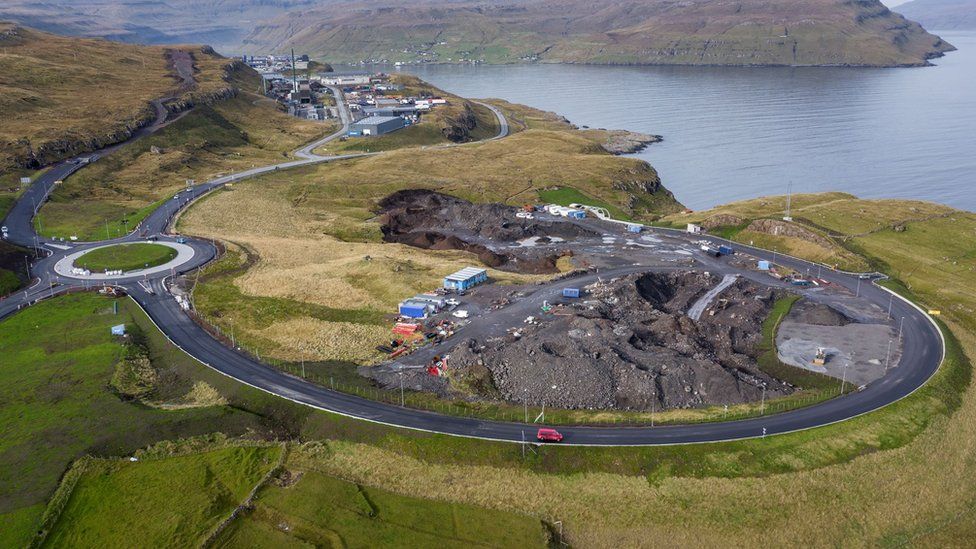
[398,31,976,211]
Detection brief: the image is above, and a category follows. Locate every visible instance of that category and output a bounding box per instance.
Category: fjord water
[408,31,976,212]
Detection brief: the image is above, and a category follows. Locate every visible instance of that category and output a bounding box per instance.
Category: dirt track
[165,49,197,93]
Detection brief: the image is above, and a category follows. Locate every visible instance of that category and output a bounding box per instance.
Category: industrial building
[443,267,488,292]
[348,115,408,137]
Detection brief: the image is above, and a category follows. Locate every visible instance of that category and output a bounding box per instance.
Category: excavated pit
[447,271,795,411]
[377,189,600,274]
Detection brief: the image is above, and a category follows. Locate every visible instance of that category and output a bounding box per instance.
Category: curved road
[0,91,944,445]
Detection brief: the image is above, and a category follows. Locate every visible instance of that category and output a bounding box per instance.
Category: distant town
[243,53,449,137]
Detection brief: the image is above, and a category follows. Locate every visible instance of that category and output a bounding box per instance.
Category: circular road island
[73,243,178,272]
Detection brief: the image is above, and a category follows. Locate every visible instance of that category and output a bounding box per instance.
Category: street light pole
[760,386,766,415]
[841,354,851,394]
[399,370,405,407]
[899,316,905,342]
[856,277,861,298]
[884,339,893,373]
[887,293,894,320]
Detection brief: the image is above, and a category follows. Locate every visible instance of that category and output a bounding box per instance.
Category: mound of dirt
[377,189,598,274]
[787,300,851,326]
[448,271,794,411]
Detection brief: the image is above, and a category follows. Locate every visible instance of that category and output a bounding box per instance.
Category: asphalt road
[0,88,945,445]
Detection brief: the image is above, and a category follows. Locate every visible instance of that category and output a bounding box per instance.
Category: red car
[536,428,564,443]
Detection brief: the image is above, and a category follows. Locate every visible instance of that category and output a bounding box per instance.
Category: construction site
[361,190,903,412]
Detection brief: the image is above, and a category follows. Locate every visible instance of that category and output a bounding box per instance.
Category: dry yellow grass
[181,180,543,363]
[254,318,393,363]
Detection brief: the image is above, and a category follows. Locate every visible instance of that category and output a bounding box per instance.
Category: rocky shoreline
[597,130,663,155]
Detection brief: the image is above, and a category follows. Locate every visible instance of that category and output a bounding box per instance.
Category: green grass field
[74,243,177,272]
[0,293,265,548]
[42,446,282,547]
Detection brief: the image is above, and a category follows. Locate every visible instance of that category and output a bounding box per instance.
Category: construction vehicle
[813,347,827,366]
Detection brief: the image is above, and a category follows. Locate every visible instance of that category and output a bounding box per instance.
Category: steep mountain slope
[0,0,954,66]
[896,0,976,30]
[245,0,954,66]
[0,1,318,52]
[0,22,244,174]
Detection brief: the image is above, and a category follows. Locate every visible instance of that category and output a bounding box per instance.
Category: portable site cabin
[627,224,643,233]
[687,223,703,234]
[566,209,586,219]
[411,294,447,310]
[758,260,772,271]
[443,267,488,292]
[399,300,432,319]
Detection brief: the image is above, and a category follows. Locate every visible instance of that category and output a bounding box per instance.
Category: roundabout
[54,241,197,280]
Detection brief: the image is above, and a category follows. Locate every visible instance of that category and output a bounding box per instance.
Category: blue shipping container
[399,304,427,318]
[627,224,643,233]
[718,245,734,255]
[562,288,581,298]
[758,260,771,271]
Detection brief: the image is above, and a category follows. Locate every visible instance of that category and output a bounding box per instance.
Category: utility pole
[301,351,306,378]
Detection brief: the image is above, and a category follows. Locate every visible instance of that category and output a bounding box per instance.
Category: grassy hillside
[35,442,547,547]
[41,445,282,547]
[246,0,954,67]
[0,22,240,175]
[33,66,332,241]
[178,123,680,365]
[0,293,268,547]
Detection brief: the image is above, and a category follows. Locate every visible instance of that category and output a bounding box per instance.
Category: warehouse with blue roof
[443,267,488,292]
